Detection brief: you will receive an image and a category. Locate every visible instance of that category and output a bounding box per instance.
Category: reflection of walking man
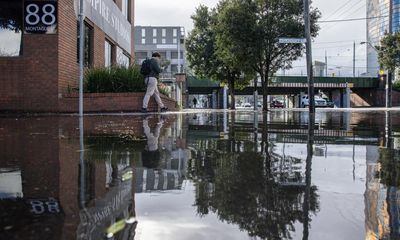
[193,97,197,108]
[143,117,163,151]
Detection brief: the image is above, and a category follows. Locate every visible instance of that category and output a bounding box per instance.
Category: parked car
[325,100,335,108]
[243,103,252,108]
[270,100,285,108]
[301,95,327,108]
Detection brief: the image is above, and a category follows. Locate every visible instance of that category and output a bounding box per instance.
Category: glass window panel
[105,40,112,67]
[117,47,129,67]
[122,0,129,19]
[153,29,157,37]
[135,52,148,59]
[0,0,23,56]
[77,22,93,66]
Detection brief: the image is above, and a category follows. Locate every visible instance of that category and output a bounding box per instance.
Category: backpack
[140,58,152,76]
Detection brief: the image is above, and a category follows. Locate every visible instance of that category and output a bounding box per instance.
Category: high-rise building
[367,0,400,76]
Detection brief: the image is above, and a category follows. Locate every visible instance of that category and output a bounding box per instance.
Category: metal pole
[388,0,393,108]
[78,0,85,116]
[304,0,314,113]
[325,50,328,77]
[177,27,181,73]
[353,41,356,77]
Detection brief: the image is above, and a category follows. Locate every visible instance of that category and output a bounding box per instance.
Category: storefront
[0,0,135,112]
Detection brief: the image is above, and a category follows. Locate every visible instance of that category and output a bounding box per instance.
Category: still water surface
[0,111,399,240]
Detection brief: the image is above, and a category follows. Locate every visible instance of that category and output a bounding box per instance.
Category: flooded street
[1,110,399,239]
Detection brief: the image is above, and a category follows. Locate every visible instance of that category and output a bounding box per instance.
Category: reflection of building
[366,0,400,76]
[0,0,134,112]
[0,117,138,239]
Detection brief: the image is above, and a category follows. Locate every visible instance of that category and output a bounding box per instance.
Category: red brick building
[0,0,135,112]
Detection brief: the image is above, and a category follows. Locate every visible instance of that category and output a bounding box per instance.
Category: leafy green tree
[378,33,400,79]
[186,5,254,109]
[215,0,320,111]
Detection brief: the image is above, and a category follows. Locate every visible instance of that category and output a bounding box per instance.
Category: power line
[313,39,364,45]
[322,0,358,21]
[318,15,387,23]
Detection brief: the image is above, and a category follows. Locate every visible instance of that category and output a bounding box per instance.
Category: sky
[135,0,367,77]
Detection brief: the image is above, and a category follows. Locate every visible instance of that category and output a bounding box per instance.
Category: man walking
[142,52,168,113]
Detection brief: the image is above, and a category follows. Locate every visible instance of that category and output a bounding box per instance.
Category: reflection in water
[1,111,400,239]
[0,0,23,56]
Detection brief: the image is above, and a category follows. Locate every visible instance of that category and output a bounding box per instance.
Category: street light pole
[388,0,393,108]
[78,0,85,116]
[304,0,315,114]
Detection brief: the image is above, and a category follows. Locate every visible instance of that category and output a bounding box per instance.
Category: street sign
[278,38,307,44]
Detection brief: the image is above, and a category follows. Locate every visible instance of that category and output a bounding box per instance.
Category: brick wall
[0,0,136,113]
[60,92,177,113]
[58,0,79,95]
[0,34,59,112]
[352,89,400,107]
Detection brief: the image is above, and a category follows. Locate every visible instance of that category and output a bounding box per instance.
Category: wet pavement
[0,110,400,239]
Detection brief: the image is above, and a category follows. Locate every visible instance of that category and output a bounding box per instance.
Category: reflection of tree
[0,1,22,32]
[378,148,400,187]
[188,148,319,239]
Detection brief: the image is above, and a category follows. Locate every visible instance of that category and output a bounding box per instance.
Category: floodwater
[0,110,399,240]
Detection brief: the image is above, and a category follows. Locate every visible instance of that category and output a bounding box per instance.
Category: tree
[378,32,400,76]
[216,0,320,111]
[186,5,254,109]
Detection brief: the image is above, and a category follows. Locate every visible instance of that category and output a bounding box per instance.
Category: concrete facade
[134,26,186,78]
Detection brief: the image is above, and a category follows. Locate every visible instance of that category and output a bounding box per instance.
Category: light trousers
[142,77,164,108]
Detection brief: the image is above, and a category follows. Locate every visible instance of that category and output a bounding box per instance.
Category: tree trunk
[262,73,269,112]
[228,79,236,110]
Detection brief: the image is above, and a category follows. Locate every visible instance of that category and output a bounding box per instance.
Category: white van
[301,95,327,108]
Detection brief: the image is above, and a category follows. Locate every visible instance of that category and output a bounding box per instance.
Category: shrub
[84,65,146,93]
[393,80,400,92]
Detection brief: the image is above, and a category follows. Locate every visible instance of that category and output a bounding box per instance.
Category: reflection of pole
[303,112,314,240]
[385,111,392,148]
[79,116,85,208]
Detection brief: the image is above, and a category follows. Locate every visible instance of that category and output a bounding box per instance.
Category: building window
[173,38,177,44]
[162,28,166,37]
[135,51,148,59]
[117,47,129,67]
[77,22,93,66]
[171,51,183,59]
[173,29,177,37]
[171,64,178,73]
[162,38,166,44]
[159,52,167,59]
[141,29,146,37]
[153,29,157,37]
[0,0,23,56]
[141,38,146,44]
[105,40,113,67]
[122,0,129,20]
[153,38,157,44]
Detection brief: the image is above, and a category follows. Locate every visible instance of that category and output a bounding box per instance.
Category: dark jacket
[147,58,162,79]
